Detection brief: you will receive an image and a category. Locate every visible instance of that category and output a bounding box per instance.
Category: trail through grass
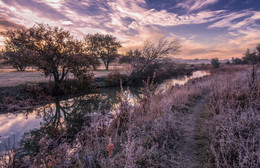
[178,93,208,168]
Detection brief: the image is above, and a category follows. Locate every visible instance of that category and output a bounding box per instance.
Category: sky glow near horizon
[0,0,260,59]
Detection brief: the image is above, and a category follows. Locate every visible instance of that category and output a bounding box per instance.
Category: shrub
[105,71,128,86]
[129,62,192,85]
[211,58,220,68]
[61,73,96,94]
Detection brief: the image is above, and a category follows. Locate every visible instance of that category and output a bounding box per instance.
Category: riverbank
[0,68,124,113]
[0,64,249,114]
[0,64,199,113]
[0,71,209,146]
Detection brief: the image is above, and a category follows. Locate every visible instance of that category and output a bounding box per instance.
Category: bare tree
[138,38,179,71]
[129,38,180,83]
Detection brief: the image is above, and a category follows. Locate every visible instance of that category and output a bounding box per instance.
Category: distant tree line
[232,44,260,65]
[210,44,260,68]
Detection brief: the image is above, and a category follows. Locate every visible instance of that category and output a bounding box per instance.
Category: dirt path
[178,94,208,168]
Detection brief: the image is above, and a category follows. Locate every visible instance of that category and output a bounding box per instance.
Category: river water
[0,70,209,150]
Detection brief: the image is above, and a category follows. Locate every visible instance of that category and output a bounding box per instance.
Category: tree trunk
[105,63,109,70]
[52,71,63,96]
[17,64,25,71]
[52,80,63,96]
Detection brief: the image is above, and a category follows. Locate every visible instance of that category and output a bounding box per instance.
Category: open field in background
[0,66,130,87]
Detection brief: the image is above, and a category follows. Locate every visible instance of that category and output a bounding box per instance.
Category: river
[0,70,209,151]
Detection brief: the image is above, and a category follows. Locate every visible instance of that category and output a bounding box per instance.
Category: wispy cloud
[176,0,218,12]
[177,25,260,59]
[208,10,260,30]
[0,15,25,31]
[0,0,226,45]
[109,0,225,28]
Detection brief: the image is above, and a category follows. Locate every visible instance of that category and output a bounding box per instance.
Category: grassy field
[0,68,128,87]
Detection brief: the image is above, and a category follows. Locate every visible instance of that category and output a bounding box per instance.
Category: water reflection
[16,89,141,156]
[156,70,209,93]
[18,98,94,157]
[0,94,115,151]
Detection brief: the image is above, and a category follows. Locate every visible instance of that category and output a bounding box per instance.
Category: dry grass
[201,69,260,167]
[210,64,250,74]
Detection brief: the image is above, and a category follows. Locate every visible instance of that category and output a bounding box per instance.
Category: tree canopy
[242,46,260,65]
[232,44,260,65]
[3,24,94,95]
[119,49,142,65]
[84,33,121,70]
[3,29,35,71]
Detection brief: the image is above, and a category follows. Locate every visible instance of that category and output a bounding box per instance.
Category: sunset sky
[0,0,260,59]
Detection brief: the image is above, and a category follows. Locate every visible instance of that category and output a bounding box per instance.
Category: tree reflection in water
[8,85,140,160]
[17,93,116,158]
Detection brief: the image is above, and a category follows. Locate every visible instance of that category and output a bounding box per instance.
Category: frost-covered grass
[202,69,260,168]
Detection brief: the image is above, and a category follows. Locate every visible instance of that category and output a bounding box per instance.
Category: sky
[0,0,260,59]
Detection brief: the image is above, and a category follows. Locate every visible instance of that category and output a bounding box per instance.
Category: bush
[211,58,220,68]
[119,55,132,64]
[226,60,231,64]
[129,62,192,84]
[105,71,128,86]
[176,63,187,70]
